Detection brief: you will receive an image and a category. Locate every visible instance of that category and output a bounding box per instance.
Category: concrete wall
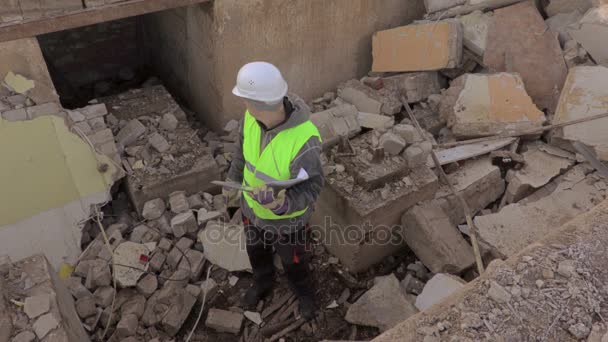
[143,0,426,131]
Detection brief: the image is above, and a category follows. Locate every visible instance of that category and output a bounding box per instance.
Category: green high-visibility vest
[242,110,321,220]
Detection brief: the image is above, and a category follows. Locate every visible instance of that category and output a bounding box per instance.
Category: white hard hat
[232,62,288,103]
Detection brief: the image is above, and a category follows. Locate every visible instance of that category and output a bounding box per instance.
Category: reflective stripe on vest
[242,110,321,220]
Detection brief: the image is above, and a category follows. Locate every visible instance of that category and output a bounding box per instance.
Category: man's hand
[250,185,288,214]
[222,180,241,208]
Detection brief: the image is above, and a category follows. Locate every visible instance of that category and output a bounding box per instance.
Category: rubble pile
[67,189,242,341]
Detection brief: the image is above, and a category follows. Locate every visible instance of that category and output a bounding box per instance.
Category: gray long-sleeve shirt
[227,95,324,235]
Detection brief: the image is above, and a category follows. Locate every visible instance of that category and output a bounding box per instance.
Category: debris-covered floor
[3,0,608,341]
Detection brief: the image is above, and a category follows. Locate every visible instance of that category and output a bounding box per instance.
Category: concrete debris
[400,274,425,295]
[403,142,432,168]
[159,113,179,131]
[431,138,516,167]
[563,40,591,69]
[379,132,406,155]
[116,119,146,147]
[12,331,36,342]
[372,20,463,72]
[401,203,475,274]
[76,296,97,319]
[441,73,546,138]
[569,6,608,65]
[33,313,60,339]
[484,1,568,111]
[475,171,606,258]
[415,273,465,311]
[310,104,361,148]
[545,0,593,17]
[169,191,190,214]
[228,275,239,286]
[136,274,158,298]
[487,281,511,303]
[205,308,244,334]
[178,249,205,280]
[338,79,401,115]
[244,311,262,325]
[4,71,35,94]
[504,142,575,203]
[552,66,608,161]
[171,211,198,238]
[383,72,444,103]
[200,278,219,300]
[345,274,418,332]
[393,124,421,145]
[457,10,492,56]
[357,112,395,130]
[113,242,151,287]
[93,286,114,308]
[556,259,576,278]
[546,10,584,47]
[199,222,252,272]
[116,314,139,337]
[197,209,222,226]
[148,132,170,153]
[24,294,51,319]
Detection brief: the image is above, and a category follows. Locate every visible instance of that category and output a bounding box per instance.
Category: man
[224,61,324,320]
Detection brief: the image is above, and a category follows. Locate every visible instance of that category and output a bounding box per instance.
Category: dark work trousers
[243,216,314,299]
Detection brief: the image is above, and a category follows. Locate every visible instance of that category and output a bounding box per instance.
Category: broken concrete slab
[205,308,244,334]
[346,274,418,331]
[372,20,463,72]
[401,204,475,274]
[569,6,608,67]
[338,80,383,114]
[113,242,151,287]
[199,222,252,272]
[504,142,575,203]
[415,273,466,311]
[431,158,505,225]
[440,73,546,138]
[382,72,444,103]
[475,171,606,258]
[458,10,492,56]
[357,112,395,130]
[484,1,568,111]
[545,0,593,17]
[546,10,583,47]
[551,66,608,161]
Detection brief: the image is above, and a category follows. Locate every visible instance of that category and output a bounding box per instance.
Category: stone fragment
[148,132,170,153]
[383,72,444,103]
[116,314,139,337]
[457,10,492,56]
[415,273,465,311]
[552,66,608,161]
[116,119,146,147]
[1,108,27,122]
[65,277,92,300]
[484,1,568,110]
[159,113,179,131]
[24,294,51,319]
[402,204,475,274]
[557,260,575,278]
[546,0,593,17]
[197,209,222,226]
[378,132,406,156]
[171,211,198,238]
[475,172,605,258]
[357,112,395,130]
[136,274,158,297]
[488,281,512,303]
[199,222,252,272]
[345,274,418,331]
[33,313,59,339]
[142,198,165,220]
[169,191,190,214]
[505,143,574,203]
[12,331,36,342]
[205,308,244,334]
[440,73,546,138]
[93,286,115,308]
[546,10,583,46]
[372,20,462,72]
[76,296,97,319]
[26,102,62,119]
[178,249,206,280]
[113,242,151,287]
[310,104,361,147]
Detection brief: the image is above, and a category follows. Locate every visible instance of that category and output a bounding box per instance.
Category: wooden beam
[0,0,211,42]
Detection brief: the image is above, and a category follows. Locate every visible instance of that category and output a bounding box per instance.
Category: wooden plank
[427,138,516,167]
[0,0,210,42]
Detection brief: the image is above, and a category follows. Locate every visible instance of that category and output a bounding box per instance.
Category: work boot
[243,283,272,309]
[298,295,317,321]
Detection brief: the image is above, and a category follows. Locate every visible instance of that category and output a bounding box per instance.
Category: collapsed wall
[141,0,426,131]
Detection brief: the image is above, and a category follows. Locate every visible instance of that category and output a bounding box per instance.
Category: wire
[185,266,213,342]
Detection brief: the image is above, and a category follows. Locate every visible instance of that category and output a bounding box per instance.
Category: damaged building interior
[2,0,608,341]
